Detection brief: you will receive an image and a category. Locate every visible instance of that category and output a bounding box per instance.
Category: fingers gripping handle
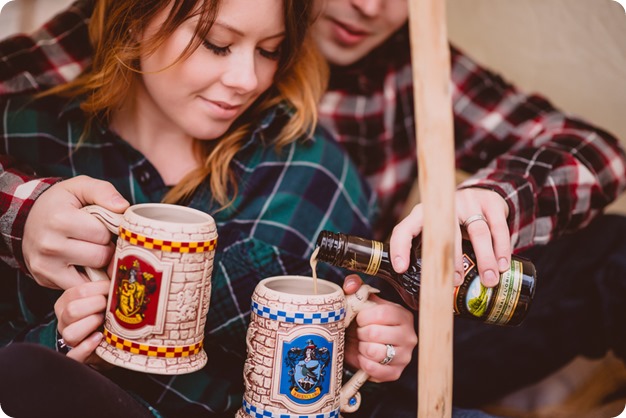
[339,284,380,413]
[81,205,123,282]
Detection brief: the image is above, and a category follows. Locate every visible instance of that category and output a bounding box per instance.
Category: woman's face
[137,0,285,140]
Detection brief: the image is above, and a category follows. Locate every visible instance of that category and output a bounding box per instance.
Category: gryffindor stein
[83,203,217,375]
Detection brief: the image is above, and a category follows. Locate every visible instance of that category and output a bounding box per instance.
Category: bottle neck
[316,231,390,276]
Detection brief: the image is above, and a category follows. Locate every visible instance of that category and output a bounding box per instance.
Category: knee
[0,344,59,385]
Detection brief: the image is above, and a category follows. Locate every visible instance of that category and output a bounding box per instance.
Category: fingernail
[394,256,405,272]
[345,275,359,288]
[111,194,128,207]
[92,332,103,342]
[454,272,463,286]
[498,258,509,271]
[483,270,498,287]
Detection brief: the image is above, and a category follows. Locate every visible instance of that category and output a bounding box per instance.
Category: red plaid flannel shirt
[1,1,625,253]
[321,26,626,246]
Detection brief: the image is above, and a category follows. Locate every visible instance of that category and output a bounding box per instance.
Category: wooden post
[408,0,456,416]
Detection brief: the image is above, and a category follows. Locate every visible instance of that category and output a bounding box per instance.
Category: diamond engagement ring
[462,214,487,229]
[380,344,396,365]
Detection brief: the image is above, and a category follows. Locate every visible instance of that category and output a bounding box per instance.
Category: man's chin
[318,44,368,67]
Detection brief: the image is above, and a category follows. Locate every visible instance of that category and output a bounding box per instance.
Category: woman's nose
[221,55,259,93]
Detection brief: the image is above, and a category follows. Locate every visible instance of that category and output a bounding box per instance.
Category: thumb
[62,176,129,212]
[342,274,363,295]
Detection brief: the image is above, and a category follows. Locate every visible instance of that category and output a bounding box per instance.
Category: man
[311,1,626,414]
[2,0,626,415]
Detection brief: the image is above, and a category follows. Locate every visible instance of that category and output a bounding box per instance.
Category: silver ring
[379,344,396,365]
[462,214,487,229]
[57,337,73,353]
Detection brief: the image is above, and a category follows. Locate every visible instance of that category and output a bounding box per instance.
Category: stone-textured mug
[236,275,378,418]
[83,203,218,375]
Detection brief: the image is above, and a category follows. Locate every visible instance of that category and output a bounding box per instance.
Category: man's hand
[390,187,511,288]
[23,175,129,290]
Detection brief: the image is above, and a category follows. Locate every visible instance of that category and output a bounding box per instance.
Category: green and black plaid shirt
[0,92,377,417]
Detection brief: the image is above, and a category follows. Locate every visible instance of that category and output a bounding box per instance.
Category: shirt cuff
[4,177,62,273]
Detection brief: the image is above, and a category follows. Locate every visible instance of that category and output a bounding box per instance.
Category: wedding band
[462,214,487,229]
[380,344,396,365]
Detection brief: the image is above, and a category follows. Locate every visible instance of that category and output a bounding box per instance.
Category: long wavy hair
[49,0,327,208]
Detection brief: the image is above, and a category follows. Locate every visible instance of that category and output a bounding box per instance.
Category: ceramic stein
[236,275,378,418]
[83,203,217,375]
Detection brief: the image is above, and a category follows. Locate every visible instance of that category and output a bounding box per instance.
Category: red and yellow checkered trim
[103,329,203,358]
[119,227,217,253]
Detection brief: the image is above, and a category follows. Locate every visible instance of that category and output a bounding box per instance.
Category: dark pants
[352,214,626,415]
[0,343,154,418]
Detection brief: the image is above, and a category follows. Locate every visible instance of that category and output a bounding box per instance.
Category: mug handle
[339,283,380,413]
[81,205,124,282]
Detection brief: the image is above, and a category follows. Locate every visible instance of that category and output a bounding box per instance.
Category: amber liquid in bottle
[315,231,536,326]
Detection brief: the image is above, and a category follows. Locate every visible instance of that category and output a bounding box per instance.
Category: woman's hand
[54,280,110,368]
[23,175,129,290]
[390,187,510,287]
[343,275,417,383]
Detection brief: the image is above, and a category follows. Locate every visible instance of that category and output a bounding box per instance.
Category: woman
[0,0,417,416]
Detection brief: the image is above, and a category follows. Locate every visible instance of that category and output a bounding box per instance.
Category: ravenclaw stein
[83,203,217,375]
[236,275,378,418]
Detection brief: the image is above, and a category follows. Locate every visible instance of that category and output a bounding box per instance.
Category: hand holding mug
[237,275,386,418]
[343,275,417,384]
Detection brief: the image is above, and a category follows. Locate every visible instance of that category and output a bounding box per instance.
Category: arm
[0,96,129,289]
[0,0,93,95]
[451,45,626,250]
[0,0,98,277]
[391,44,626,285]
[0,154,60,271]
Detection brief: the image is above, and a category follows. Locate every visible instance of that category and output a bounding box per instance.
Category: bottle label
[484,259,524,325]
[365,240,383,276]
[454,255,524,325]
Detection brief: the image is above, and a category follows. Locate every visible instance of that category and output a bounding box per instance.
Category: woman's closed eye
[259,47,281,61]
[203,40,230,56]
[202,39,281,61]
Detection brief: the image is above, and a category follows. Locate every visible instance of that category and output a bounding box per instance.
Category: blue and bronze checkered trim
[251,301,345,324]
[241,399,340,418]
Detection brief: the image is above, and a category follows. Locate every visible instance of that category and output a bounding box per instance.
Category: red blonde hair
[49,0,327,207]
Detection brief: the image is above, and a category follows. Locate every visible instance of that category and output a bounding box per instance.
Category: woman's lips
[200,97,241,119]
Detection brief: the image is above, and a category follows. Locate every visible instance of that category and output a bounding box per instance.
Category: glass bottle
[315,231,536,327]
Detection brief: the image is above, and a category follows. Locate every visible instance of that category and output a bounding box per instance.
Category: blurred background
[1,0,626,416]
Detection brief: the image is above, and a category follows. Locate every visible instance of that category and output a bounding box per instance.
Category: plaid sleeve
[451,45,626,251]
[0,154,61,272]
[0,0,93,96]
